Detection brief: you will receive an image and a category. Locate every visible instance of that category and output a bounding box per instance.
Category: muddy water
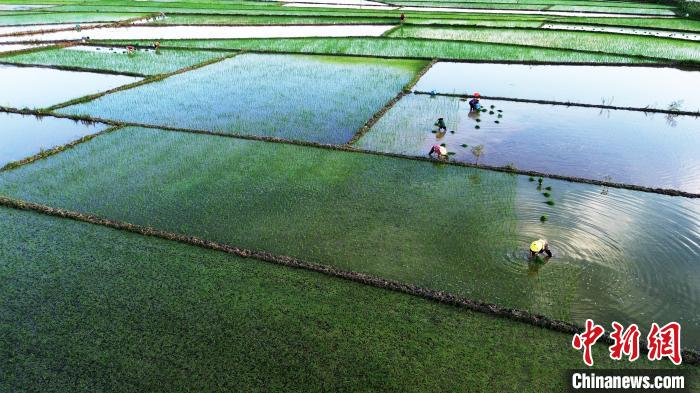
[0,24,395,43]
[357,94,700,193]
[0,64,140,108]
[414,62,700,113]
[0,112,105,166]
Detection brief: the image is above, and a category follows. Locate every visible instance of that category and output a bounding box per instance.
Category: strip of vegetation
[389,25,700,62]
[95,37,652,63]
[2,46,232,75]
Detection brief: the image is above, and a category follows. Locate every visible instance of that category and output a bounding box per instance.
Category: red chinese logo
[572,319,605,366]
[609,322,640,362]
[572,320,682,366]
[647,322,682,365]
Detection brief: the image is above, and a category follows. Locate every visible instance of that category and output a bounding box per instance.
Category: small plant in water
[440,143,446,147]
[476,118,481,122]
[489,111,494,115]
[447,152,456,155]
[537,178,543,184]
[494,120,500,124]
[529,176,535,182]
[471,144,484,165]
[545,186,552,191]
[461,144,468,148]
[490,105,495,109]
[540,215,547,222]
[546,200,555,206]
[543,192,551,198]
[475,125,480,129]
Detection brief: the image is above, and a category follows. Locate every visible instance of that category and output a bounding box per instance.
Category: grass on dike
[2,46,231,75]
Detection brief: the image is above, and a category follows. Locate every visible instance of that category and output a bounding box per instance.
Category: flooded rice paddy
[0,24,395,43]
[414,62,700,112]
[0,23,101,37]
[0,112,105,167]
[58,53,425,144]
[1,126,697,348]
[542,23,700,41]
[357,94,700,192]
[0,64,140,108]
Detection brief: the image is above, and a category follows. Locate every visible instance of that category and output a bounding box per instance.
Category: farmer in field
[428,144,448,159]
[529,239,552,259]
[434,117,447,132]
[469,92,482,112]
[400,13,405,23]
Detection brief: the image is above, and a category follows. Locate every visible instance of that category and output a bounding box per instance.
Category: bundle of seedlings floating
[495,120,500,124]
[546,200,555,206]
[543,192,551,198]
[461,144,468,148]
[450,131,455,134]
[489,111,495,115]
[476,118,481,122]
[540,215,548,222]
[490,105,495,109]
[529,176,535,182]
[475,125,480,129]
[545,186,552,191]
[497,114,503,118]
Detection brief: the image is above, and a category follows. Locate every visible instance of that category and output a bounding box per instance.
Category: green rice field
[1,0,698,390]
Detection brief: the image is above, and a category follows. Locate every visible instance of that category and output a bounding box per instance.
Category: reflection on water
[0,112,105,166]
[0,64,139,108]
[511,176,700,348]
[542,23,700,41]
[358,95,700,193]
[414,62,700,113]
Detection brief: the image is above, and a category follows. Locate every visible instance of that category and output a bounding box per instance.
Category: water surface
[358,94,700,192]
[414,62,700,112]
[0,112,105,167]
[0,64,139,108]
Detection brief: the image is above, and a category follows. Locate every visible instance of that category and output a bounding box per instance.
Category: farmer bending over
[428,144,447,159]
[435,117,447,132]
[469,93,482,112]
[529,239,552,258]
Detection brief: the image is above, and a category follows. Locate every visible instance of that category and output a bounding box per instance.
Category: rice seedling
[113,37,650,64]
[475,118,481,122]
[546,199,555,206]
[494,120,500,124]
[529,176,535,182]
[475,125,480,129]
[545,186,552,191]
[59,53,426,144]
[0,12,144,26]
[540,215,547,222]
[3,127,699,348]
[471,144,484,165]
[390,26,700,62]
[3,206,665,392]
[461,144,468,148]
[543,192,551,198]
[4,46,230,75]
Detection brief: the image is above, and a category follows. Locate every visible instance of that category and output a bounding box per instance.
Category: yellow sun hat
[530,240,543,252]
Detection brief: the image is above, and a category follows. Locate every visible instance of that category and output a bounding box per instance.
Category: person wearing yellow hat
[529,239,552,258]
